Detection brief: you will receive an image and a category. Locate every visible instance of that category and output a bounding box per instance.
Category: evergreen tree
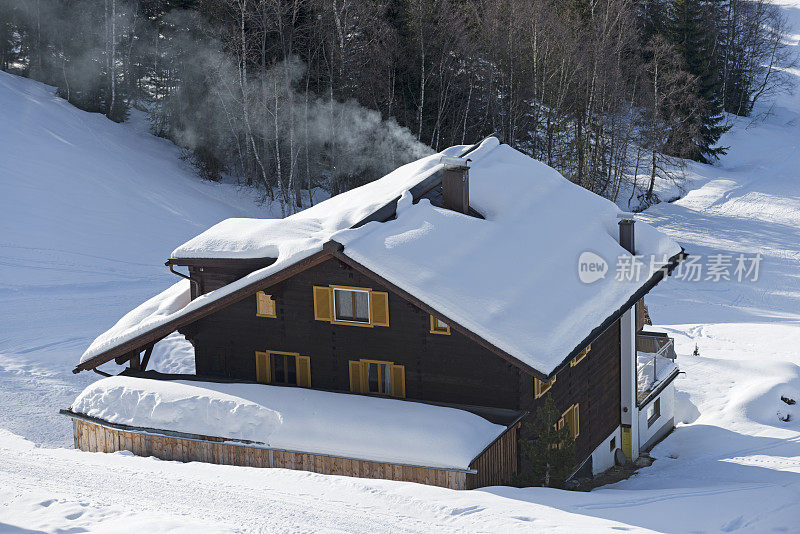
[667,0,729,162]
[521,396,576,488]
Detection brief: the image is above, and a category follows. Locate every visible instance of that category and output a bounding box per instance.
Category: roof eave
[541,249,688,381]
[73,249,333,373]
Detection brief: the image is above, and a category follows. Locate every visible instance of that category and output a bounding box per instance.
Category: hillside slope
[0,71,277,445]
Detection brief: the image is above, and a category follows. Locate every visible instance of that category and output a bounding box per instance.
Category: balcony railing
[636,331,678,404]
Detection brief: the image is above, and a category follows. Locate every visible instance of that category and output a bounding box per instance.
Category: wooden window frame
[315,285,389,328]
[270,351,298,386]
[570,344,591,366]
[534,375,557,399]
[429,315,451,335]
[255,291,277,318]
[557,403,580,439]
[360,359,393,395]
[331,285,372,326]
[349,358,405,398]
[254,350,311,388]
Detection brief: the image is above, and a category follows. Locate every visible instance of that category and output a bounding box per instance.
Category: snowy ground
[3,1,800,528]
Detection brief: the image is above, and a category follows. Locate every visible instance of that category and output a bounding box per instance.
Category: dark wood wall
[184,257,522,410]
[517,319,621,468]
[180,256,622,474]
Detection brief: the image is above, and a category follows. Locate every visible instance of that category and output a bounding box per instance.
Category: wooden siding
[186,257,522,410]
[71,417,478,490]
[188,264,257,300]
[466,424,520,489]
[517,319,621,476]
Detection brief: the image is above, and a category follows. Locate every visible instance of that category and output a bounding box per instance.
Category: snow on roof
[170,143,472,259]
[79,142,478,365]
[71,376,506,470]
[80,138,681,374]
[81,280,191,363]
[335,144,681,372]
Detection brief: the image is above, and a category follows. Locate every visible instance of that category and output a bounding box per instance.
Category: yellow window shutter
[295,355,311,388]
[573,404,580,438]
[313,286,333,321]
[370,291,389,327]
[390,364,406,398]
[255,352,271,384]
[348,360,362,393]
[256,291,276,317]
[361,361,369,393]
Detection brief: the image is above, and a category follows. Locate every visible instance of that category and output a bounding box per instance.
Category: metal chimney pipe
[618,212,636,254]
[441,156,470,214]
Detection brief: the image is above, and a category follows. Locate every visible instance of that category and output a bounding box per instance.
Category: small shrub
[781,396,796,405]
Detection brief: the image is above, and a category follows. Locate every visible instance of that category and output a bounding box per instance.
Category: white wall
[591,426,622,475]
[620,307,639,459]
[638,381,675,452]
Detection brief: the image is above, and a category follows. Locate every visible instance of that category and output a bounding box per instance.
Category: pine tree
[667,0,729,163]
[521,396,576,488]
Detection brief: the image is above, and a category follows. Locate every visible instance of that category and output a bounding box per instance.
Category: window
[534,375,556,398]
[610,437,616,452]
[570,344,591,366]
[558,404,580,439]
[366,361,392,394]
[255,351,311,387]
[313,285,389,327]
[647,397,661,427]
[334,287,370,323]
[429,315,450,335]
[256,291,276,318]
[271,353,297,385]
[349,359,405,398]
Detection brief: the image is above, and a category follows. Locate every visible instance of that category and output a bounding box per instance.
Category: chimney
[618,212,636,254]
[440,156,470,214]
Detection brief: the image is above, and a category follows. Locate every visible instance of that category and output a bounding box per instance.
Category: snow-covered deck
[636,332,679,403]
[68,376,507,471]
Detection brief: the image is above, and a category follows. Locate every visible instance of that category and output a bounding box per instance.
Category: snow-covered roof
[70,376,506,470]
[80,138,681,374]
[170,143,469,260]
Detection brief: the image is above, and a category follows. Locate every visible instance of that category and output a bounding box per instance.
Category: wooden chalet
[65,137,685,488]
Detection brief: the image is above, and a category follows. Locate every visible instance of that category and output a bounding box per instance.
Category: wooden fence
[68,414,520,490]
[71,417,465,490]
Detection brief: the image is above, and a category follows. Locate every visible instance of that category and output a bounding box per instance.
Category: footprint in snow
[450,505,484,516]
[721,515,744,532]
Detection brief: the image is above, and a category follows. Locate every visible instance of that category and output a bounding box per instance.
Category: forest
[0,0,793,214]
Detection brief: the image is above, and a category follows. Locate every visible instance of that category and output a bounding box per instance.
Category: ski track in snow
[3,0,800,529]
